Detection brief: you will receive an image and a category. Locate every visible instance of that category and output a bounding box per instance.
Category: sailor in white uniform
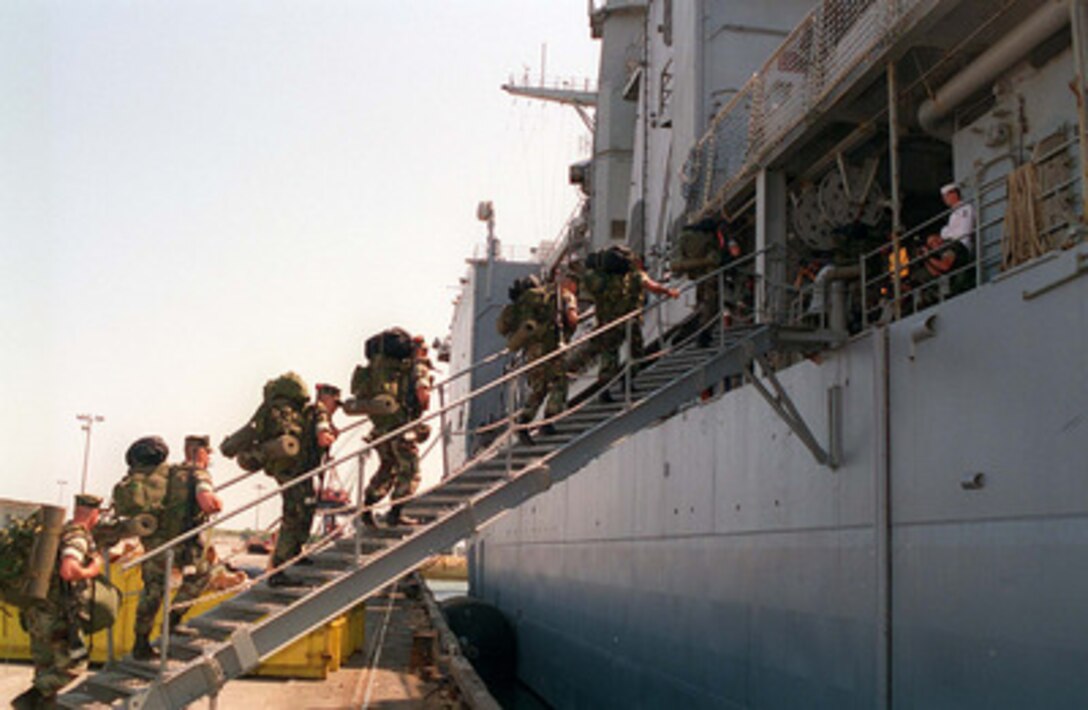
[939,182,975,252]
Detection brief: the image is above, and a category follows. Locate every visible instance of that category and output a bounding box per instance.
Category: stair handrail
[213,347,517,494]
[123,244,777,571]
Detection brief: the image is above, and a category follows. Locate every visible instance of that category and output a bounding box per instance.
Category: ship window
[611,220,627,240]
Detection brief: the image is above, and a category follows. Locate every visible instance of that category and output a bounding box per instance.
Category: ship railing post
[974,189,983,287]
[505,373,515,477]
[718,267,726,347]
[354,452,363,564]
[105,557,115,664]
[437,383,450,482]
[160,546,173,678]
[624,318,633,406]
[860,254,869,329]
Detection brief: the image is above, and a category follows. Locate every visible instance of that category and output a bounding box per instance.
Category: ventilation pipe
[918,0,1070,134]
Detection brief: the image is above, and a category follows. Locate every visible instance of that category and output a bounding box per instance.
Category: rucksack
[347,354,408,416]
[506,275,542,304]
[364,328,414,361]
[497,283,554,351]
[262,371,309,407]
[220,372,308,473]
[670,229,719,277]
[0,505,66,608]
[112,463,171,518]
[586,245,635,275]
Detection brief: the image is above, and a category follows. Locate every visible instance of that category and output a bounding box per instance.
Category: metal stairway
[58,322,788,709]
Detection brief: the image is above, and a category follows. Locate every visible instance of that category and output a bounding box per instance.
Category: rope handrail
[124,244,778,570]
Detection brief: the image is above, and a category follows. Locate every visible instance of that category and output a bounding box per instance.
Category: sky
[0,1,599,528]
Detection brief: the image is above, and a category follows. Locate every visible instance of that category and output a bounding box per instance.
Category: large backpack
[0,505,66,608]
[497,281,554,351]
[586,245,636,276]
[112,463,171,518]
[670,229,720,277]
[364,327,415,361]
[261,371,309,407]
[220,372,308,473]
[347,354,409,416]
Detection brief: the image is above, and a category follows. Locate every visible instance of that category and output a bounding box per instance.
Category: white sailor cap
[940,183,959,196]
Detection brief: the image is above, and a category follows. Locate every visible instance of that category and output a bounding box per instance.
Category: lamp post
[255,483,265,530]
[77,413,105,494]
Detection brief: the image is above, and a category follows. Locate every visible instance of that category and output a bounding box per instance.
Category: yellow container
[254,619,339,680]
[343,604,366,663]
[0,558,366,679]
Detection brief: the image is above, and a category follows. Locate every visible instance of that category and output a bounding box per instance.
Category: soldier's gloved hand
[414,423,432,444]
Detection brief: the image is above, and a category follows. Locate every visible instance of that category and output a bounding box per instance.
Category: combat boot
[11,686,44,710]
[539,423,558,438]
[387,506,421,527]
[132,633,160,662]
[360,493,381,528]
[169,611,199,638]
[268,571,304,588]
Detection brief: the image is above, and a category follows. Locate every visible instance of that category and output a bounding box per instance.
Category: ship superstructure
[467,1,1088,707]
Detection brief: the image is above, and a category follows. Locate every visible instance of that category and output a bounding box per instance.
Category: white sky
[0,1,598,528]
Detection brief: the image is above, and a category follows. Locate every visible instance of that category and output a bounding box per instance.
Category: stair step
[363,526,415,540]
[172,635,225,653]
[412,490,481,507]
[56,691,104,708]
[288,565,343,582]
[332,537,393,554]
[188,616,247,638]
[247,583,310,604]
[394,508,443,523]
[120,654,190,675]
[452,468,511,483]
[85,671,148,698]
[211,600,278,623]
[506,443,561,456]
[307,550,361,569]
[117,657,179,679]
[433,479,495,495]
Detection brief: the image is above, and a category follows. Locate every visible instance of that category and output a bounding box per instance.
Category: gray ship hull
[470,244,1088,708]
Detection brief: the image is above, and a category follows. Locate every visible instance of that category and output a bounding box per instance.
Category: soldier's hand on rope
[197,490,223,515]
[317,430,337,449]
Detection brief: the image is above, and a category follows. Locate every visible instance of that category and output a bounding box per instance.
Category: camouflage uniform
[20,522,95,697]
[581,269,646,383]
[518,288,576,425]
[270,399,335,567]
[135,464,213,636]
[364,356,433,514]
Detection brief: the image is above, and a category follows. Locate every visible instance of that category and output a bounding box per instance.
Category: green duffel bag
[84,578,122,633]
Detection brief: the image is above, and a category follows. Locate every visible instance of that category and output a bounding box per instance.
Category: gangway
[58,255,838,708]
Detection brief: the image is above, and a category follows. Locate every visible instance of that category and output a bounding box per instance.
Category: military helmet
[74,493,104,509]
[125,436,169,468]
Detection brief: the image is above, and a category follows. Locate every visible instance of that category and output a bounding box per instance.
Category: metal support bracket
[229,628,261,675]
[198,654,226,698]
[744,355,836,468]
